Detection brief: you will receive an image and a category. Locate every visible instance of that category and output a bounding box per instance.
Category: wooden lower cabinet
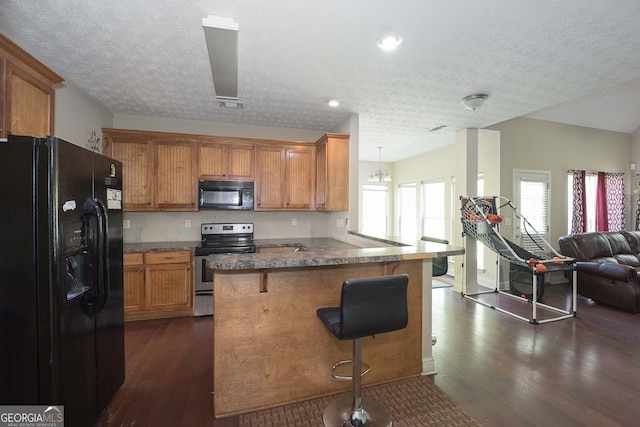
[123,251,193,321]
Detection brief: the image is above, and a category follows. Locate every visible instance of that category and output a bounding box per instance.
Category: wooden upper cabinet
[316,133,349,211]
[198,139,254,180]
[254,144,315,210]
[285,146,315,210]
[103,129,197,211]
[0,34,63,138]
[154,137,197,210]
[103,131,154,210]
[102,128,346,212]
[254,145,286,209]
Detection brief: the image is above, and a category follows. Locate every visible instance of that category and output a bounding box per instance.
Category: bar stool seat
[317,274,409,427]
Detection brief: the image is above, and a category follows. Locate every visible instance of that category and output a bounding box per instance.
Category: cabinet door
[285,146,315,210]
[228,143,255,180]
[123,265,145,313]
[2,59,55,138]
[155,137,197,211]
[315,140,327,209]
[105,135,154,210]
[323,135,349,211]
[198,140,227,179]
[198,140,255,180]
[145,263,192,312]
[255,145,285,210]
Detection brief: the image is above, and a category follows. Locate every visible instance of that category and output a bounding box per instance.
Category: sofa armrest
[575,261,637,282]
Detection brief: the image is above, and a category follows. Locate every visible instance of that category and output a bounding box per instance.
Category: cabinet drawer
[124,252,144,266]
[145,251,191,265]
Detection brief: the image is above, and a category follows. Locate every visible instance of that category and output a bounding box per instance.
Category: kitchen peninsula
[207,236,463,417]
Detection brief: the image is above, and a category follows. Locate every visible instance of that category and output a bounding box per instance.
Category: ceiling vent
[202,15,239,100]
[427,125,447,132]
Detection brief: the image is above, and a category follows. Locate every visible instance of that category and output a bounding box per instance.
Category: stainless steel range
[194,223,255,316]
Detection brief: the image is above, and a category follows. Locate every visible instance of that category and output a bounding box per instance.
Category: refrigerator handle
[81,198,109,317]
[95,198,110,313]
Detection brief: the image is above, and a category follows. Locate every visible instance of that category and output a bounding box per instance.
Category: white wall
[123,210,334,242]
[488,117,632,243]
[54,82,113,149]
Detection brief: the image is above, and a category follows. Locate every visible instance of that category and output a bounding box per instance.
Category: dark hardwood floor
[98,280,640,427]
[433,278,640,427]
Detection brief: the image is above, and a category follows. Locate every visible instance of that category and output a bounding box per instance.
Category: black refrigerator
[0,135,125,426]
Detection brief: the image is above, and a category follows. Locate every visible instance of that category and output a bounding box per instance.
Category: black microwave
[198,180,254,210]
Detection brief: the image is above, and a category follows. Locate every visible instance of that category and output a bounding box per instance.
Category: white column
[454,128,479,293]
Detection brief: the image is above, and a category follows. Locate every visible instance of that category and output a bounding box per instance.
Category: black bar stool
[317,274,409,427]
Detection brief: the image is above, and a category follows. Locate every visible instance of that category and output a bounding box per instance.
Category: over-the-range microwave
[198,180,254,210]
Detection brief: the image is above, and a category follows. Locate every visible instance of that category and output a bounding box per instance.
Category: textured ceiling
[2,0,640,162]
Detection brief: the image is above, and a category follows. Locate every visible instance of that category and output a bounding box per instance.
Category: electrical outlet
[292,218,297,226]
[123,219,131,229]
[185,219,192,228]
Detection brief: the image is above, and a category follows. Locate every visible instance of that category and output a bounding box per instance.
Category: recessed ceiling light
[377,33,403,51]
[327,99,340,107]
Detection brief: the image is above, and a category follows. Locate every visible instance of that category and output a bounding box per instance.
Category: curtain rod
[567,169,624,175]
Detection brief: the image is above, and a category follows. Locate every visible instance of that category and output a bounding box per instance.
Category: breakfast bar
[207,237,463,417]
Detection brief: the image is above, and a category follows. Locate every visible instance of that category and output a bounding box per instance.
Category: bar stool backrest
[339,274,409,340]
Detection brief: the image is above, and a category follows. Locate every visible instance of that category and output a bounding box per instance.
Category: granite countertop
[206,237,464,270]
[124,241,200,253]
[123,236,465,270]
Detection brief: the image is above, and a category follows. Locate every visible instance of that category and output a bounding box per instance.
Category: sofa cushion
[621,230,640,255]
[603,232,633,253]
[613,254,640,267]
[566,232,613,260]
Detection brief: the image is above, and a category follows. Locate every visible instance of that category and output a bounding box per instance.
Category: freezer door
[0,135,53,404]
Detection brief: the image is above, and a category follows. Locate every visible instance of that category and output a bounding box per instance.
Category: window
[362,184,389,235]
[566,173,598,233]
[514,170,550,253]
[398,184,416,242]
[421,180,445,240]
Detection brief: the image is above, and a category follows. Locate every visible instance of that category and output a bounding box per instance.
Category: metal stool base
[323,393,392,427]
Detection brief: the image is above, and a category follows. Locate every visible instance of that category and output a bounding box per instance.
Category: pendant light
[368,147,391,183]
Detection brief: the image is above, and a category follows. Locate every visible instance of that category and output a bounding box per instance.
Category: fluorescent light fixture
[377,33,403,51]
[203,15,239,99]
[460,94,488,111]
[218,100,244,109]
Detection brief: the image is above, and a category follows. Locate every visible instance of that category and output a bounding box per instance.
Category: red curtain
[595,172,609,231]
[571,170,586,233]
[572,170,625,232]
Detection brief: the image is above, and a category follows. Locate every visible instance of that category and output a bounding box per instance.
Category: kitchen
[0,28,462,425]
[108,126,462,416]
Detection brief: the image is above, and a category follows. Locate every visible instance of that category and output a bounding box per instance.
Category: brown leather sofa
[558,231,640,313]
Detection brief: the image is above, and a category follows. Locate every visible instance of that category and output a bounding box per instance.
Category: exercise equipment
[460,196,577,324]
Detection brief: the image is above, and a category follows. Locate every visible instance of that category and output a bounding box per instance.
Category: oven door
[194,256,214,316]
